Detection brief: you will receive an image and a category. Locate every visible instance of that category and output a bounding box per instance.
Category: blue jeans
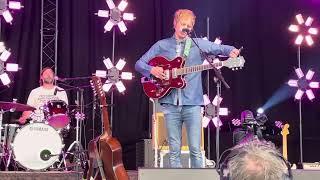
[161,104,203,168]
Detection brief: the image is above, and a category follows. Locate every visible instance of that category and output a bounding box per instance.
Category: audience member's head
[220,140,291,180]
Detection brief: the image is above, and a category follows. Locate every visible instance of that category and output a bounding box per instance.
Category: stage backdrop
[1,0,320,169]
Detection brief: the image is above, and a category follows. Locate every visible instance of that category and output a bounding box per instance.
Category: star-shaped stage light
[95,57,133,93]
[287,68,319,101]
[0,42,18,86]
[96,0,135,34]
[288,14,318,46]
[202,94,228,128]
[0,1,23,24]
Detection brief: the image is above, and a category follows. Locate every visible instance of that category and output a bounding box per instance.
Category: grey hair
[227,140,288,180]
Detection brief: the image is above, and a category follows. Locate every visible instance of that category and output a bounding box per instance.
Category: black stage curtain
[1,0,320,169]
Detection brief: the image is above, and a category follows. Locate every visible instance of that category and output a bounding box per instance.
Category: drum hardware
[59,110,86,171]
[0,102,26,171]
[52,76,91,174]
[1,124,20,171]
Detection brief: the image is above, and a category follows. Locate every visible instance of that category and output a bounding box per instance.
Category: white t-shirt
[27,86,68,121]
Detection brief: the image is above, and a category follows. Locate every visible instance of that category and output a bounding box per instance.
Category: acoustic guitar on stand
[141,56,245,99]
[86,76,128,180]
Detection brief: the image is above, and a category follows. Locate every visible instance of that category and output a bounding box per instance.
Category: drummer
[19,67,68,124]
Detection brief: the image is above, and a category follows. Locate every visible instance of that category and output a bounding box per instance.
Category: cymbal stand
[0,109,4,159]
[0,109,13,171]
[59,88,86,173]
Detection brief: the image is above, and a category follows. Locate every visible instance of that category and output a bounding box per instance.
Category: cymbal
[0,101,36,112]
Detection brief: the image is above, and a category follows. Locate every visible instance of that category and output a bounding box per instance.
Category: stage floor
[0,170,138,180]
[1,169,319,179]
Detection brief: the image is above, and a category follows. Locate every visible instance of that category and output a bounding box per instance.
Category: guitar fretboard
[176,62,223,76]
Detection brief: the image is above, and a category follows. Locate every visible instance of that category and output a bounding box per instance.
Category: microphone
[182,28,192,35]
[54,76,65,82]
[40,149,51,161]
[54,87,58,95]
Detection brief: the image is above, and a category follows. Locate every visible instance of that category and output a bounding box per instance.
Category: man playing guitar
[135,9,240,168]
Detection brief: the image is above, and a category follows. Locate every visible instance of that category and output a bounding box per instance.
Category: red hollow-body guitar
[87,76,128,180]
[141,56,245,99]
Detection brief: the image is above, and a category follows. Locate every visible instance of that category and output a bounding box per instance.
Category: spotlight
[257,108,264,114]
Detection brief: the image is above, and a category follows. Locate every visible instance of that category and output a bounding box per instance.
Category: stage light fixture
[96,0,135,34]
[288,68,319,101]
[95,57,133,93]
[289,14,318,46]
[275,120,284,129]
[0,49,11,62]
[257,108,264,114]
[0,1,23,24]
[8,1,22,10]
[202,94,228,128]
[287,14,317,166]
[0,42,19,85]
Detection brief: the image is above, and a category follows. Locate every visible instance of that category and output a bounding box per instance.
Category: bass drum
[11,123,64,170]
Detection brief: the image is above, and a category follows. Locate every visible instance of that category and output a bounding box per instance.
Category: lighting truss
[0,42,18,85]
[288,68,319,101]
[0,0,23,24]
[289,14,318,46]
[96,0,135,34]
[202,94,228,128]
[95,57,133,93]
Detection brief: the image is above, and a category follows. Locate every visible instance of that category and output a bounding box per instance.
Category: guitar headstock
[91,76,107,105]
[223,56,245,70]
[281,123,290,136]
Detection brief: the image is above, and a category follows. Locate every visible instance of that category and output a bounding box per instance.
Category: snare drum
[44,100,70,129]
[11,123,64,170]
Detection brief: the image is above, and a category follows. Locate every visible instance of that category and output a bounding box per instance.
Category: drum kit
[0,100,84,171]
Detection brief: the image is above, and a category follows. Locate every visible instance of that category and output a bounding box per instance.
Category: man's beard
[43,77,54,84]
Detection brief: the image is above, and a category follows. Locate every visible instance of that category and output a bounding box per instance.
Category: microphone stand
[188,31,230,167]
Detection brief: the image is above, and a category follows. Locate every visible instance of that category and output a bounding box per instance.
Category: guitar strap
[183,37,192,58]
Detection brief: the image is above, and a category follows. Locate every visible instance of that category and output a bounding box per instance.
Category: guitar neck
[101,106,112,136]
[282,136,288,160]
[176,62,223,76]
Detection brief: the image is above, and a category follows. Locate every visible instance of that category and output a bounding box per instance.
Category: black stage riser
[139,168,320,180]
